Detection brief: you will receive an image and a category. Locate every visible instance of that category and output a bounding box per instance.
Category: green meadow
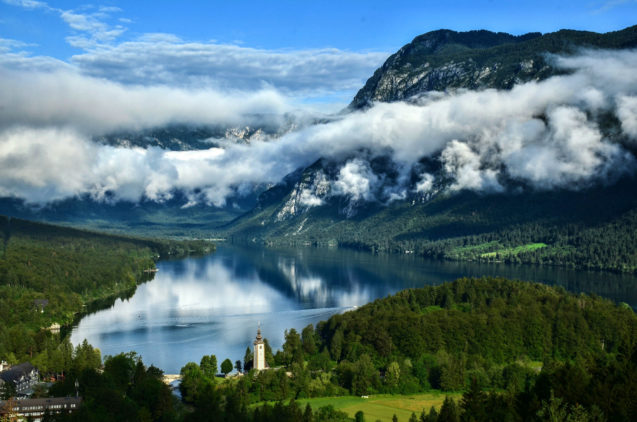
[297,392,463,421]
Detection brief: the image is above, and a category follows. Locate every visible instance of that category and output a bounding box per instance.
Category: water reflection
[71,244,637,373]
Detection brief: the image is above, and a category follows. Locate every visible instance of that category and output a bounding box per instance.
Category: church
[253,327,268,371]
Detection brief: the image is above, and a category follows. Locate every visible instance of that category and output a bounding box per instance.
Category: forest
[228,176,637,274]
[3,276,636,421]
[169,278,637,421]
[2,215,637,421]
[0,215,213,370]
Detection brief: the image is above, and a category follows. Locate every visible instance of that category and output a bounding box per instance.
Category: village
[0,327,269,421]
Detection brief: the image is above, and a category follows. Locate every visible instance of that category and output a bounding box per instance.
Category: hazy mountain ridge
[94,113,315,150]
[350,25,637,108]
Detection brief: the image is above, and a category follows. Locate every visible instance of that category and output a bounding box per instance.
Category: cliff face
[350,26,637,108]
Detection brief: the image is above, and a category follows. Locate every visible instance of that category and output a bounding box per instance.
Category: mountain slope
[226,171,637,272]
[0,193,249,237]
[350,25,637,108]
[224,26,637,273]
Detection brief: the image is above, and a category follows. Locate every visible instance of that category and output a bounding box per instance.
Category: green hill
[177,278,637,421]
[0,215,213,364]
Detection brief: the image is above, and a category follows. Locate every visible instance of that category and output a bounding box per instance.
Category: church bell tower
[253,326,266,370]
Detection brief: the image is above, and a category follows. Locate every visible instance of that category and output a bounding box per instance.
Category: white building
[0,363,39,395]
[253,327,267,370]
[0,397,82,422]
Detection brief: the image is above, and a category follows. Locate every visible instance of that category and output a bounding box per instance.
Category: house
[0,397,82,422]
[0,361,9,372]
[0,363,39,395]
[33,299,49,313]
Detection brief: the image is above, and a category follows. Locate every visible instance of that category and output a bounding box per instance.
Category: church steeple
[253,324,266,370]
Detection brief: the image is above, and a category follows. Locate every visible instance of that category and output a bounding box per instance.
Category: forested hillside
[0,215,213,366]
[226,175,637,273]
[316,278,636,368]
[171,278,637,421]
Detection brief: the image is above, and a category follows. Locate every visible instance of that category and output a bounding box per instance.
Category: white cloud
[441,141,504,192]
[0,69,290,134]
[617,95,637,140]
[2,0,49,10]
[333,159,380,201]
[69,38,387,97]
[0,49,636,205]
[592,0,637,14]
[2,1,386,102]
[503,106,628,188]
[4,0,127,48]
[415,173,435,193]
[299,189,324,207]
[0,37,34,52]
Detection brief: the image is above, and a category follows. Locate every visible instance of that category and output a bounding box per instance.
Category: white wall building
[253,327,267,370]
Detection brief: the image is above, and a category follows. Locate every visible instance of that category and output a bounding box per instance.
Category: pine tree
[438,396,460,422]
[460,377,487,421]
[303,403,314,422]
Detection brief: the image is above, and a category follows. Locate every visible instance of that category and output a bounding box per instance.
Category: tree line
[0,215,213,370]
[172,278,637,421]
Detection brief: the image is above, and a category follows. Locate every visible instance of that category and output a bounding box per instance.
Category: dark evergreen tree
[460,378,487,421]
[438,396,460,422]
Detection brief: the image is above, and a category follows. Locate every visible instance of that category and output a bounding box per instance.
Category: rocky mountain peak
[349,26,637,109]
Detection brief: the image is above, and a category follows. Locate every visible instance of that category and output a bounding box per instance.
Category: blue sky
[2,1,636,55]
[1,0,636,108]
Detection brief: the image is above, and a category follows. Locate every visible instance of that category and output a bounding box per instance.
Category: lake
[71,243,637,374]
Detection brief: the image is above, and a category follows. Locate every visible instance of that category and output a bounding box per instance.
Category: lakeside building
[0,397,82,421]
[253,327,268,371]
[0,363,39,396]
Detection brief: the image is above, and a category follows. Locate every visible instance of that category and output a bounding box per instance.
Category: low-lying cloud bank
[1,49,636,206]
[0,68,291,134]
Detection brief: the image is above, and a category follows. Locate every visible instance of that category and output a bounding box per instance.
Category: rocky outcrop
[350,26,637,108]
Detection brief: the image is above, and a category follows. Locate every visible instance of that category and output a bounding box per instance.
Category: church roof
[253,326,264,344]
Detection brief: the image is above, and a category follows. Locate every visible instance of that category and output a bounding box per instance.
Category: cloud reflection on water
[72,244,637,373]
[71,245,375,373]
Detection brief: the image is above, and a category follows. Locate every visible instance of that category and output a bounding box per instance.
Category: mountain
[4,26,637,272]
[94,114,310,150]
[350,25,637,108]
[0,113,332,234]
[223,26,637,273]
[0,192,257,237]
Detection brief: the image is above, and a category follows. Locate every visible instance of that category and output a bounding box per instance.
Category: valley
[1,5,637,420]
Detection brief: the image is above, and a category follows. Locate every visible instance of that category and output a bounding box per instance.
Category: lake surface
[71,244,637,374]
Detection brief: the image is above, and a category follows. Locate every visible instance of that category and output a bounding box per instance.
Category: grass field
[480,243,547,258]
[449,242,548,260]
[297,392,463,421]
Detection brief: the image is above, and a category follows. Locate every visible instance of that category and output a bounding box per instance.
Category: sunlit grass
[297,392,463,421]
